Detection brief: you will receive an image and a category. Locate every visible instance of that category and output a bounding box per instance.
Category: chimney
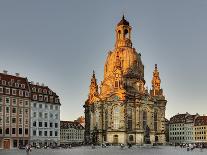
[41,83,44,87]
[15,73,20,77]
[36,82,39,86]
[3,70,8,74]
[31,81,34,85]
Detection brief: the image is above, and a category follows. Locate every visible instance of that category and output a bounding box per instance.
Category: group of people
[176,143,204,151]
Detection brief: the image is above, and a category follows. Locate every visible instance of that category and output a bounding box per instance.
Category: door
[4,139,10,149]
[113,135,118,144]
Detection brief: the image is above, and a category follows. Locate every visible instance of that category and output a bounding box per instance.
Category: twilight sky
[0,0,207,121]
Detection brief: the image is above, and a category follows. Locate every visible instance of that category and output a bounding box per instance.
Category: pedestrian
[25,144,31,155]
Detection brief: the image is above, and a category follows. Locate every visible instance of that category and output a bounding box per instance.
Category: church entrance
[113,135,118,144]
[155,136,159,143]
[144,125,151,144]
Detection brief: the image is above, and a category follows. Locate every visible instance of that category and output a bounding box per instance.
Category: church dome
[104,48,144,80]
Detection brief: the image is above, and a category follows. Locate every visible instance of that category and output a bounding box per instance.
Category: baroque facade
[84,16,167,145]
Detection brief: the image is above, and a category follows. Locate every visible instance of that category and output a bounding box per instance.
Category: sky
[0,0,207,121]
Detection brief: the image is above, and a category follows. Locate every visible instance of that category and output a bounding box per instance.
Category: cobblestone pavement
[0,146,207,155]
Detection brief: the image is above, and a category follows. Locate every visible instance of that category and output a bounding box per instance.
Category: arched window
[127,108,132,130]
[118,30,121,39]
[124,29,129,38]
[95,111,99,128]
[143,111,147,130]
[154,111,158,132]
[113,107,120,129]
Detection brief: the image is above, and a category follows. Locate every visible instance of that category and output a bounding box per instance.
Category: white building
[30,83,61,147]
[60,121,84,145]
[169,113,199,144]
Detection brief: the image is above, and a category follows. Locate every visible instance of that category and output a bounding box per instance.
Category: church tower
[88,71,99,103]
[115,15,132,48]
[150,64,164,97]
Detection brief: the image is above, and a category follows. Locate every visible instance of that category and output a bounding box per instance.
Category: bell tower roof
[117,15,129,26]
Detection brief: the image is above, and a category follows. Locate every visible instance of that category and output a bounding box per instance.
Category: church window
[96,111,99,127]
[113,107,120,129]
[124,29,129,38]
[127,108,132,131]
[143,111,147,130]
[154,111,158,132]
[115,81,118,88]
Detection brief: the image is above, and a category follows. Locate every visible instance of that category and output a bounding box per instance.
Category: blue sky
[0,0,207,120]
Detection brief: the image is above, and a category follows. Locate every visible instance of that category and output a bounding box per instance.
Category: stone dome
[104,47,144,81]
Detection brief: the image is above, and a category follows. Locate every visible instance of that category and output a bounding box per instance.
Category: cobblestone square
[0,146,207,155]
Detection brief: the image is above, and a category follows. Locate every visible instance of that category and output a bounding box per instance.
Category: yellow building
[194,116,207,143]
[84,16,167,145]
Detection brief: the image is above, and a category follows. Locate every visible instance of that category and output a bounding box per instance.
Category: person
[25,144,31,155]
[120,143,125,149]
[127,143,132,148]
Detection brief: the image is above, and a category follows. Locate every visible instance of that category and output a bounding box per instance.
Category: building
[169,113,199,144]
[30,82,61,147]
[0,71,61,149]
[194,116,207,143]
[165,118,169,143]
[0,71,30,149]
[84,16,167,145]
[60,121,84,145]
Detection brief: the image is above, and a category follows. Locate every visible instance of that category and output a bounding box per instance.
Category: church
[84,16,167,145]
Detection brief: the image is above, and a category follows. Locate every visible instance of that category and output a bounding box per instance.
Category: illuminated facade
[84,16,167,145]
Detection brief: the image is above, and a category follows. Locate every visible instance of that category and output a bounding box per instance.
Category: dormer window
[43,89,47,94]
[38,88,42,93]
[49,90,52,95]
[21,84,25,89]
[8,81,12,86]
[2,80,6,85]
[55,98,59,103]
[32,87,36,92]
[15,83,19,88]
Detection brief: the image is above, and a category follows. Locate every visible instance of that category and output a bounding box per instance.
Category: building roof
[0,71,60,104]
[194,116,207,126]
[30,83,60,105]
[117,15,129,26]
[0,72,29,90]
[169,112,199,124]
[60,121,84,130]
